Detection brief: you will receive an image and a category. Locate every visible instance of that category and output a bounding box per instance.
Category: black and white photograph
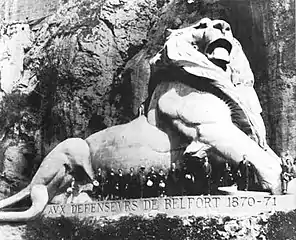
[0,0,295,239]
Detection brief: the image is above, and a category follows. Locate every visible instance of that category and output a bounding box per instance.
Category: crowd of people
[65,154,279,202]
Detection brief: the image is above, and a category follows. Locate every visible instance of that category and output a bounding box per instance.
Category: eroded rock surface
[0,0,294,198]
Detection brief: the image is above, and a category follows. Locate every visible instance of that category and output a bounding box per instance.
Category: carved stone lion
[0,18,283,222]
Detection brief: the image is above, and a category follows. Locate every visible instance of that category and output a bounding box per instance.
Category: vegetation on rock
[21,211,296,240]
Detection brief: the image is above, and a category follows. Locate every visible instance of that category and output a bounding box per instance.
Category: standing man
[106,168,116,200]
[93,168,104,200]
[202,157,212,195]
[157,169,167,197]
[237,155,251,191]
[115,168,125,199]
[146,166,158,197]
[181,165,195,196]
[126,167,138,199]
[167,162,181,196]
[137,166,146,198]
[281,158,295,194]
[220,162,234,187]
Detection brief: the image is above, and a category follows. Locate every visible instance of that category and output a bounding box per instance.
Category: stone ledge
[44,194,296,219]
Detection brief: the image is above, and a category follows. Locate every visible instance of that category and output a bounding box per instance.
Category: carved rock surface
[0,0,159,198]
[0,0,294,198]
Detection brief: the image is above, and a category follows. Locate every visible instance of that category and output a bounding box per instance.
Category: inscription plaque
[44,195,296,218]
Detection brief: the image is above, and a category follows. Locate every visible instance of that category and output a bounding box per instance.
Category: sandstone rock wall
[0,0,294,197]
[0,0,59,23]
[0,0,160,197]
[251,0,295,155]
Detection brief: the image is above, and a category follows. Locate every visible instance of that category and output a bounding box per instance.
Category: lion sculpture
[0,18,284,222]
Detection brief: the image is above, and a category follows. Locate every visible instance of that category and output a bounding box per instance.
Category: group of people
[91,166,168,200]
[89,160,213,200]
[280,151,296,194]
[66,156,217,202]
[66,152,294,202]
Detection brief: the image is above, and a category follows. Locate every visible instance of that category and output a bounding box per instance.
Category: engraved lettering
[124,201,131,212]
[52,205,59,214]
[84,204,90,213]
[131,200,138,211]
[232,197,239,207]
[60,205,65,214]
[212,197,220,208]
[272,196,277,206]
[91,203,96,213]
[117,201,123,211]
[180,197,186,209]
[204,197,211,208]
[78,204,83,213]
[71,205,77,214]
[97,202,104,212]
[196,197,203,208]
[241,197,247,207]
[144,200,151,210]
[188,197,194,209]
[152,199,158,210]
[105,202,110,212]
[264,196,271,206]
[248,197,255,206]
[111,202,117,212]
[47,206,54,214]
[172,198,178,209]
[165,198,171,209]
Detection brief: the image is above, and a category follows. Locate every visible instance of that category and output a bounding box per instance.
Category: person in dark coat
[202,157,212,195]
[93,168,105,200]
[145,166,158,198]
[137,166,146,198]
[106,168,116,200]
[167,162,181,196]
[220,162,234,187]
[181,165,195,196]
[157,169,167,197]
[115,168,125,199]
[126,167,138,199]
[237,155,252,191]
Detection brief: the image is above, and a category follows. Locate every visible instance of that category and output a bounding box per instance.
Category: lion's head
[165,18,233,67]
[150,18,254,88]
[149,18,266,148]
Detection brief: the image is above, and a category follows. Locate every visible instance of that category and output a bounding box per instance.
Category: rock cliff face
[0,0,294,197]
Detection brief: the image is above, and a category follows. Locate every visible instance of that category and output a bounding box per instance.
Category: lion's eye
[194,22,207,29]
[213,23,223,30]
[225,27,231,31]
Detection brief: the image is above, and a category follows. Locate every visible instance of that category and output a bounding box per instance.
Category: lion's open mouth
[205,38,232,64]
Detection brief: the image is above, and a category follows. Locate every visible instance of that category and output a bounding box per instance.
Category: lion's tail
[0,186,31,209]
[0,185,48,222]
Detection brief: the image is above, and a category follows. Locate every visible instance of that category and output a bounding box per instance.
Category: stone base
[44,194,296,219]
[217,186,270,196]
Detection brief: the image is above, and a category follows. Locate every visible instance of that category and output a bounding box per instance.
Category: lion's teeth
[211,47,230,62]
